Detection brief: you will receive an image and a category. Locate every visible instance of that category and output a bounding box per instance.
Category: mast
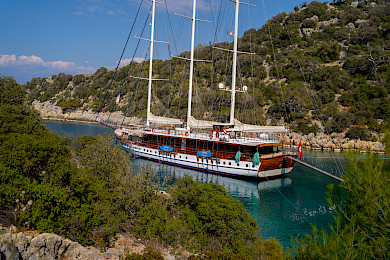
[147,0,156,127]
[230,0,239,125]
[187,0,197,130]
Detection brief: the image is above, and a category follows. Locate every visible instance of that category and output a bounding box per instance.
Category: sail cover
[188,116,222,129]
[232,119,288,133]
[148,113,183,125]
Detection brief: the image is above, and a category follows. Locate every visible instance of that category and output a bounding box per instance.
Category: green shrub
[345,127,370,141]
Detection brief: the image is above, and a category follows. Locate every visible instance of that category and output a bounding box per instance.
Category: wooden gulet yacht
[113,0,297,179]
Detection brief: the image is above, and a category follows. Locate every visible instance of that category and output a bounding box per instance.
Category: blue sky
[0,0,327,83]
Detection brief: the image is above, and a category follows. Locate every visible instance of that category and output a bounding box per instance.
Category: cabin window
[237,163,239,166]
[181,139,186,150]
[229,162,231,165]
[186,156,188,159]
[246,164,248,167]
[179,155,181,158]
[223,162,225,165]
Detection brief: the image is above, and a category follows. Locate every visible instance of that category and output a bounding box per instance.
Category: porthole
[228,162,231,165]
[252,164,255,168]
[246,164,248,167]
[237,163,239,166]
[223,162,226,165]
[179,155,181,158]
[186,156,188,159]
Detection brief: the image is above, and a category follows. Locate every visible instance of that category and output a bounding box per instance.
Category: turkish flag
[298,141,303,160]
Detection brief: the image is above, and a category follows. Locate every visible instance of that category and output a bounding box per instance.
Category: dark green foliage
[302,18,317,29]
[345,126,370,141]
[293,119,319,135]
[294,152,390,258]
[57,98,82,110]
[325,111,353,133]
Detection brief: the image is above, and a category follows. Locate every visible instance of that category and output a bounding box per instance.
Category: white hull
[120,142,293,179]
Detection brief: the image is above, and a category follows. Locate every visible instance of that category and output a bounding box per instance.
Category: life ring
[250,133,254,138]
[185,132,189,136]
[152,129,155,133]
[168,130,171,134]
[209,134,213,139]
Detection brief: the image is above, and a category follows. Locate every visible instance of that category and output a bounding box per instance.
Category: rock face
[0,232,101,260]
[32,100,142,126]
[280,132,385,152]
[0,231,179,260]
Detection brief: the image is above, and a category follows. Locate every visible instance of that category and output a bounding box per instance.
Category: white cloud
[107,10,115,15]
[0,54,97,83]
[118,57,145,67]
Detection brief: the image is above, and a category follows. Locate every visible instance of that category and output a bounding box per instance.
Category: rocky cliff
[0,229,177,260]
[32,100,142,126]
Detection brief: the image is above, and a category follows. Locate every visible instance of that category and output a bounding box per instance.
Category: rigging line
[108,6,152,120]
[274,0,345,174]
[96,0,145,117]
[163,0,179,55]
[121,47,150,128]
[175,0,191,52]
[212,0,224,44]
[261,0,289,127]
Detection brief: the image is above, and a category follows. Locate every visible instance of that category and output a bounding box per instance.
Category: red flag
[298,141,303,160]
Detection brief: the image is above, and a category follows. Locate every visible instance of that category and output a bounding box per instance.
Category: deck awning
[188,116,222,129]
[233,119,288,133]
[148,113,183,125]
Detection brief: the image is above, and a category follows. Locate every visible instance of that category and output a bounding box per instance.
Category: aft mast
[146,0,156,127]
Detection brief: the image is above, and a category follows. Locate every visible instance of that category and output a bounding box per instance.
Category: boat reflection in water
[133,158,293,199]
[132,157,335,247]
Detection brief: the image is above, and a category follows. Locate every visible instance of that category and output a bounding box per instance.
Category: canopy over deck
[149,113,183,125]
[233,119,288,133]
[188,116,222,129]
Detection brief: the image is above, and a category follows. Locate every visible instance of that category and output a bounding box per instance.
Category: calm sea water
[46,120,345,248]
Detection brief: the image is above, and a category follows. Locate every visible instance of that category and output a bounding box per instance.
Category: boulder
[0,242,21,260]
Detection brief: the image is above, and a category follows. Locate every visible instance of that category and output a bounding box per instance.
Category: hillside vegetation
[25,0,390,141]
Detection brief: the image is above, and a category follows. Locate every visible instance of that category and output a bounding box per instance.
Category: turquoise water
[46,120,344,247]
[46,120,115,137]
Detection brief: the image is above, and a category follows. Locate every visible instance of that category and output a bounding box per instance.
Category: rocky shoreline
[32,100,143,127]
[0,228,179,260]
[32,100,385,153]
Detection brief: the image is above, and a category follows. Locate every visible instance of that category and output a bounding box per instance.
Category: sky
[0,0,328,84]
